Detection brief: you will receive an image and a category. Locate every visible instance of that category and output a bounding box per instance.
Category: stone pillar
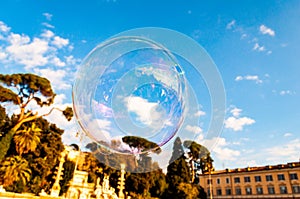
[51,151,66,197]
[118,164,126,199]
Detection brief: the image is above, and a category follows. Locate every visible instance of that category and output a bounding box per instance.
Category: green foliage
[14,123,42,155]
[122,136,162,154]
[0,156,31,189]
[0,73,73,162]
[0,130,14,160]
[163,137,209,199]
[177,183,199,199]
[169,137,185,164]
[0,73,55,106]
[183,140,210,160]
[60,160,75,195]
[62,107,73,121]
[0,85,19,104]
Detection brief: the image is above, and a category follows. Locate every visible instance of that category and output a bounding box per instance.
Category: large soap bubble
[73,36,186,155]
[73,28,226,173]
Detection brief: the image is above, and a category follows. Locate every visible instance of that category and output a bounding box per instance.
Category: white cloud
[43,13,53,21]
[42,22,55,29]
[52,36,69,48]
[264,139,300,162]
[224,107,255,131]
[194,110,206,117]
[41,30,54,39]
[51,57,66,67]
[0,21,75,70]
[235,76,243,81]
[34,68,71,90]
[235,75,263,84]
[226,20,236,29]
[6,35,49,68]
[65,55,81,66]
[125,96,163,126]
[259,25,275,37]
[225,116,255,131]
[279,90,294,96]
[230,108,242,117]
[284,132,293,137]
[0,50,7,60]
[0,21,11,32]
[185,125,203,134]
[205,137,240,161]
[136,66,179,91]
[253,43,265,52]
[241,33,247,39]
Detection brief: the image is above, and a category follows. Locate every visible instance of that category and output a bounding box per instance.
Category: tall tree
[14,122,42,155]
[122,136,162,155]
[164,137,191,199]
[0,73,73,161]
[0,156,31,188]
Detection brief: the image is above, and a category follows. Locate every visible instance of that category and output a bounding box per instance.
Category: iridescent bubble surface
[73,28,226,173]
[73,36,186,155]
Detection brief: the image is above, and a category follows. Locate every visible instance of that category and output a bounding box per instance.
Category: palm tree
[0,155,31,187]
[14,122,42,155]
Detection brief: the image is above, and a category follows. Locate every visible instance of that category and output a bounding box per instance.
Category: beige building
[199,161,300,199]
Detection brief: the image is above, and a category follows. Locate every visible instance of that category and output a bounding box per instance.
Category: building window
[235,187,241,195]
[207,179,212,184]
[244,176,251,183]
[226,188,231,195]
[234,177,240,183]
[256,187,263,194]
[217,178,220,184]
[255,176,261,182]
[278,174,285,181]
[216,189,222,196]
[292,185,300,193]
[268,186,275,194]
[290,173,298,180]
[207,188,212,197]
[226,178,230,184]
[245,187,252,195]
[266,175,273,181]
[280,185,287,194]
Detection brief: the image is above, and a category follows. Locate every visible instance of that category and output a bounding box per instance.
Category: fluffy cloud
[185,125,203,134]
[259,25,275,37]
[125,96,163,126]
[253,43,265,52]
[204,137,240,161]
[6,35,49,68]
[0,20,75,70]
[52,36,69,48]
[264,139,300,162]
[226,20,236,29]
[43,12,53,21]
[230,107,242,117]
[194,110,206,117]
[224,107,255,131]
[42,22,55,29]
[34,68,71,90]
[0,50,7,60]
[41,30,55,39]
[279,90,294,96]
[235,75,263,84]
[0,21,11,32]
[284,132,292,137]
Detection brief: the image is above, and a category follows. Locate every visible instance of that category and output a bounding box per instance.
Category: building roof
[202,161,300,175]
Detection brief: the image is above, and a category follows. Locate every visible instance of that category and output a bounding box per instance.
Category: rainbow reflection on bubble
[73,36,186,154]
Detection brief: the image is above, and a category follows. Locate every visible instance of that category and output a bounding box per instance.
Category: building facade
[199,161,300,199]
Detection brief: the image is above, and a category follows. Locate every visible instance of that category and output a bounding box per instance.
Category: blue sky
[0,0,299,170]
